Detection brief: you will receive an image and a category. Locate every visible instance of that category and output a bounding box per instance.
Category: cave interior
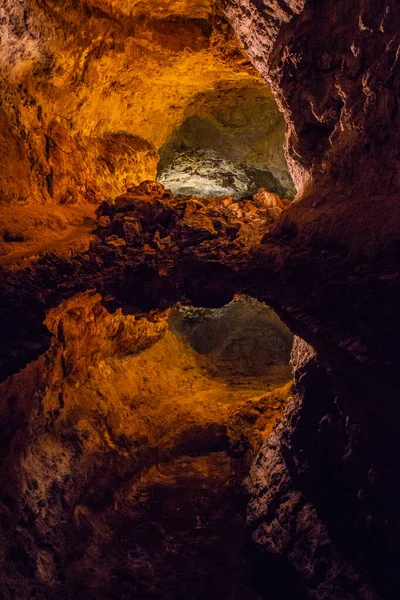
[1,1,400,599]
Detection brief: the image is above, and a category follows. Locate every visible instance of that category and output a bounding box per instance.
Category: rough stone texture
[157,147,287,200]
[0,289,292,599]
[219,1,400,597]
[223,0,400,196]
[1,0,400,598]
[157,82,295,199]
[0,0,262,206]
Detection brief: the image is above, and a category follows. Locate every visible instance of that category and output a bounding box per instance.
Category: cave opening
[156,82,296,201]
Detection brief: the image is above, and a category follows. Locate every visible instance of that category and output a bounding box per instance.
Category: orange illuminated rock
[0,0,260,207]
[253,187,286,225]
[0,288,292,598]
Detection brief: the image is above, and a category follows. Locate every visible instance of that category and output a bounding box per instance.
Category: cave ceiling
[1,0,272,205]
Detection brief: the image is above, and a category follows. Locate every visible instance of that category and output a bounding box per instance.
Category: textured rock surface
[0,0,262,207]
[219,1,400,598]
[157,147,287,200]
[0,290,292,599]
[157,83,295,199]
[1,0,400,598]
[223,0,400,196]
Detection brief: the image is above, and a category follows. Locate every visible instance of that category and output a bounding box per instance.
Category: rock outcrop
[220,0,400,598]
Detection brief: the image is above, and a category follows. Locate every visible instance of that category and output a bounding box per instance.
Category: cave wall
[222,0,400,197]
[219,1,400,598]
[0,0,259,206]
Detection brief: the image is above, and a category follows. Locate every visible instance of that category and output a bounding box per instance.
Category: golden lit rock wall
[0,290,291,597]
[0,0,260,205]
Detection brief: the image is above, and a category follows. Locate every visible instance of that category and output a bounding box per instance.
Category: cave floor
[0,204,95,266]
